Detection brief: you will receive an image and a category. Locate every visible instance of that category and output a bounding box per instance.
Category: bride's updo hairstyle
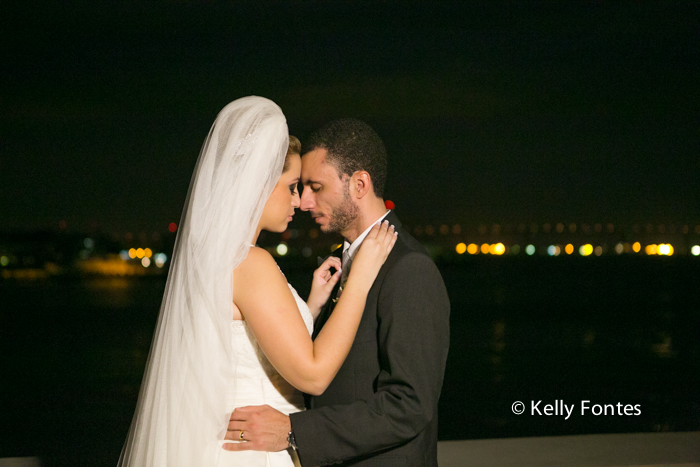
[119,96,289,467]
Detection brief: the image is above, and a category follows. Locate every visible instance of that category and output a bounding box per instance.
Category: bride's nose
[292,190,301,208]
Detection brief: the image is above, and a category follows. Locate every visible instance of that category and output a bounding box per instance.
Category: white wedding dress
[215,279,313,467]
[119,98,300,467]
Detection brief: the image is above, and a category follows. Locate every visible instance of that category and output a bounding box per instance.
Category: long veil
[118,96,289,466]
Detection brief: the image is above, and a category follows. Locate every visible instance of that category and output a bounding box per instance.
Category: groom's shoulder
[381,224,438,278]
[384,212,430,258]
[395,228,429,258]
[376,229,447,308]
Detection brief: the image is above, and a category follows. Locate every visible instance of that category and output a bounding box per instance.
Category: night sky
[2,1,698,234]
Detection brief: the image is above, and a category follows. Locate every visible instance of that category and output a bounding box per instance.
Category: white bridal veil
[118,96,289,466]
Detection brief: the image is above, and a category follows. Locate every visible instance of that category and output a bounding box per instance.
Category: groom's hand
[223,405,290,452]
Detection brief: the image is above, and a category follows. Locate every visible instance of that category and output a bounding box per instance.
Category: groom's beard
[326,182,359,234]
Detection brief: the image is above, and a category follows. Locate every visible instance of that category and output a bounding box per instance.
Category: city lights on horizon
[451,241,696,258]
[121,249,167,268]
[3,219,699,279]
[58,221,700,250]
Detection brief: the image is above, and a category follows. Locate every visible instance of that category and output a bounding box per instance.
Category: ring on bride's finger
[239,430,245,440]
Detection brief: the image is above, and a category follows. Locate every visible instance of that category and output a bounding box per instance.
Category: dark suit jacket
[289,211,451,466]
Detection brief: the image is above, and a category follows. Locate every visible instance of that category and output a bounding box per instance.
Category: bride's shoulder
[235,246,280,277]
[233,247,287,303]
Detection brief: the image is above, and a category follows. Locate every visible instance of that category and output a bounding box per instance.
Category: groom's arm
[290,252,450,466]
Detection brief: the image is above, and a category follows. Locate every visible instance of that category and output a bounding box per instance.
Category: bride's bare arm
[233,222,396,396]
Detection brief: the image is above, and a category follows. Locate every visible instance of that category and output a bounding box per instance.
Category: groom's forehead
[301,148,336,182]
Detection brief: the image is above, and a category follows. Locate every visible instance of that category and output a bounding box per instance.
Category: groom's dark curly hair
[302,119,388,198]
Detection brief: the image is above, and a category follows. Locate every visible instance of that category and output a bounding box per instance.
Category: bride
[118,96,396,467]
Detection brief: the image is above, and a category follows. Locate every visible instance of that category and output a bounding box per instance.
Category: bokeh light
[657,244,674,256]
[141,257,151,267]
[168,222,177,233]
[645,244,657,255]
[691,245,700,256]
[128,248,136,259]
[153,253,168,268]
[277,243,289,256]
[547,245,561,256]
[455,243,467,254]
[579,244,593,256]
[594,246,603,256]
[480,243,490,254]
[144,248,153,258]
[525,245,535,256]
[0,256,9,267]
[493,243,505,255]
[511,244,520,255]
[119,250,129,261]
[632,242,641,253]
[614,243,624,254]
[154,253,167,268]
[565,244,574,255]
[385,200,395,210]
[467,243,478,255]
[136,248,145,259]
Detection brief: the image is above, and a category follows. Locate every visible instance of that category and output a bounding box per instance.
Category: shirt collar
[343,210,391,261]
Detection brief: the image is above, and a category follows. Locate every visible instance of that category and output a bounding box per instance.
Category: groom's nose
[300,187,315,212]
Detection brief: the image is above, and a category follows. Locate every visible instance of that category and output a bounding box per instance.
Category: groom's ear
[351,171,373,200]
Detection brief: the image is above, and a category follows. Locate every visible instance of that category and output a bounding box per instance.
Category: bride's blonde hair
[283,135,301,172]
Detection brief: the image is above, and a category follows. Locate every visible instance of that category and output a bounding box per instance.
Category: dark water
[1,256,699,466]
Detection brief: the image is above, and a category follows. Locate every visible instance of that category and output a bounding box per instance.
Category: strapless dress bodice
[216,282,312,467]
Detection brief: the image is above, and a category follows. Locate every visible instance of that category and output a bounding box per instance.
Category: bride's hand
[346,220,397,291]
[307,256,342,317]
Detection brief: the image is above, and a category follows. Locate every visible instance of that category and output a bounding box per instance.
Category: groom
[225,119,450,466]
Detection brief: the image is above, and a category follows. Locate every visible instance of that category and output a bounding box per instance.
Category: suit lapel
[311,212,402,339]
[312,245,343,339]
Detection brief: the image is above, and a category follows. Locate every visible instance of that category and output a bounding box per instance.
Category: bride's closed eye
[289,183,299,195]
